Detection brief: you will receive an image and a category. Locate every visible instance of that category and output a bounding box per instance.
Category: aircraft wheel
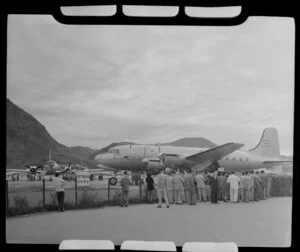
[109,177,118,186]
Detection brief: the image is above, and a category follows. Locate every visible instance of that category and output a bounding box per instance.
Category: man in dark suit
[210,171,219,204]
[184,170,197,205]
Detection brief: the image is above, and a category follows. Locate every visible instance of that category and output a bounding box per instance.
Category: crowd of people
[119,168,272,208]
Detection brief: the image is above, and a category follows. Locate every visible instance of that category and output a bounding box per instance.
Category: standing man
[146,173,155,204]
[260,171,268,200]
[184,170,197,205]
[156,169,169,208]
[216,172,223,201]
[195,171,206,202]
[266,173,272,198]
[204,172,211,202]
[166,172,175,204]
[249,171,255,201]
[222,173,230,202]
[52,172,68,212]
[174,171,185,204]
[242,172,250,202]
[253,172,261,201]
[227,172,240,203]
[210,171,219,204]
[240,173,246,202]
[120,171,131,207]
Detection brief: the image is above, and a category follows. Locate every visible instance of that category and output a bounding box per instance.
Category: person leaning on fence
[52,172,68,212]
[120,171,131,207]
[156,169,169,208]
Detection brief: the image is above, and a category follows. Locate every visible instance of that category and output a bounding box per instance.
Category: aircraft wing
[263,160,293,166]
[6,169,28,174]
[185,143,244,164]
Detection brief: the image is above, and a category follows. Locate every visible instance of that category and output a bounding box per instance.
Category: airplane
[94,128,293,176]
[6,162,73,177]
[6,150,73,177]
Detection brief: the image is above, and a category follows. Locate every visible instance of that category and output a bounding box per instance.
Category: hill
[6,99,96,169]
[162,137,217,148]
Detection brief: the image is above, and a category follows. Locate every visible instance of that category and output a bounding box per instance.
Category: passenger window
[239,157,243,162]
[232,157,236,161]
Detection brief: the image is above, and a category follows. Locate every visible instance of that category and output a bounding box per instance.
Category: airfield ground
[6,197,291,247]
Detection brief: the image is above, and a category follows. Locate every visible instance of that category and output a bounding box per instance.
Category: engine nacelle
[162,154,186,167]
[141,158,165,170]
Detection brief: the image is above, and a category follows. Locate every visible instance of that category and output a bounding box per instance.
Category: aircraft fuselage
[95,144,279,172]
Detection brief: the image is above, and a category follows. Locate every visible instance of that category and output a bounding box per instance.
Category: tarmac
[6,197,292,247]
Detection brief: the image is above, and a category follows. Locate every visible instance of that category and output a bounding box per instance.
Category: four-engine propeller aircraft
[95,128,292,175]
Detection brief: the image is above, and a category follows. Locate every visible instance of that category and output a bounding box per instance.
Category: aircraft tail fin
[248,128,280,157]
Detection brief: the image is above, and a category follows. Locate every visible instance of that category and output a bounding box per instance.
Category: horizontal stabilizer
[186,143,244,164]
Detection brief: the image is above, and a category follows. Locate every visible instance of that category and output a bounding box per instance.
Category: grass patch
[77,190,105,209]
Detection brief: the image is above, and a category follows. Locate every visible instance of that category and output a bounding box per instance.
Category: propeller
[25,164,43,174]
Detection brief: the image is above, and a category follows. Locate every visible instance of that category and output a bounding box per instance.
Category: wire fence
[5,173,292,217]
[6,178,154,216]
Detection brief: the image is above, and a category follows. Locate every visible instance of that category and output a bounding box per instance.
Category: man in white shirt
[52,172,68,211]
[227,172,240,203]
[166,173,175,204]
[156,170,169,208]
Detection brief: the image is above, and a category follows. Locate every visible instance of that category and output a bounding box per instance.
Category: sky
[7,10,295,155]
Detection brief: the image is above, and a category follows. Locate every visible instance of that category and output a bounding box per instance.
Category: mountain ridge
[6,99,97,169]
[6,99,219,170]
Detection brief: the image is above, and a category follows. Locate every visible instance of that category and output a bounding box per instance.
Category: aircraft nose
[95,153,115,164]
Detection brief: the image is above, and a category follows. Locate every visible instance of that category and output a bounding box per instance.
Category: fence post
[6,180,9,215]
[75,177,78,208]
[108,181,110,203]
[43,178,45,210]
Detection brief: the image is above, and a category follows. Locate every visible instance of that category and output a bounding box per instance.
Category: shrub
[78,190,105,209]
[269,174,293,197]
[13,193,30,215]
